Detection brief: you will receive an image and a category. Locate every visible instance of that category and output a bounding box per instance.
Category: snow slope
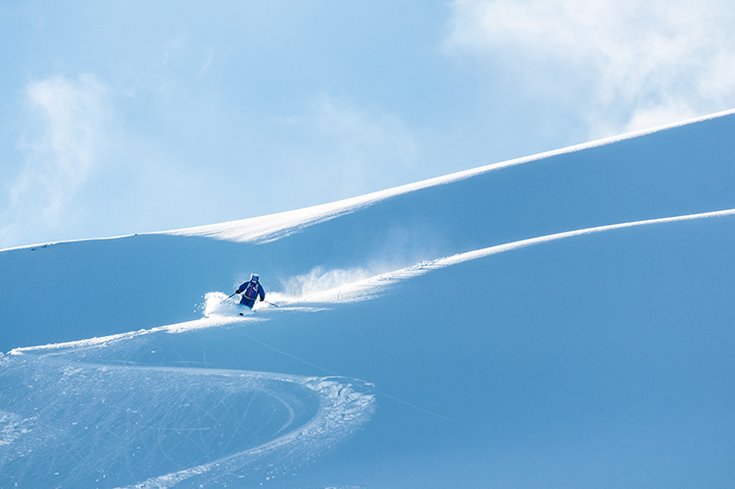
[1,110,735,487]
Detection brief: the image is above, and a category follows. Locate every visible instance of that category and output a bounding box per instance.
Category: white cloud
[445,0,735,134]
[264,94,420,203]
[1,74,109,247]
[311,94,419,192]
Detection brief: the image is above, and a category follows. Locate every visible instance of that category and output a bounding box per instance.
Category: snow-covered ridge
[1,107,732,254]
[165,108,735,244]
[292,207,735,304]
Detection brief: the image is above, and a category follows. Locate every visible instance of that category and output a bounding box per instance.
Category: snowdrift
[1,110,735,487]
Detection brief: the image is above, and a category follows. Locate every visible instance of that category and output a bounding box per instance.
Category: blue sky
[2,0,735,248]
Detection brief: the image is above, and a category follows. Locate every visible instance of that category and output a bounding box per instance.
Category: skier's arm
[235,283,245,294]
[259,285,266,301]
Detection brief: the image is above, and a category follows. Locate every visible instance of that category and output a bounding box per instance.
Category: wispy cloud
[277,94,420,200]
[445,0,735,134]
[314,94,419,186]
[1,74,109,247]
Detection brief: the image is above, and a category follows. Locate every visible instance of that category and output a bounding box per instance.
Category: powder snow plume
[270,266,380,304]
[202,292,245,317]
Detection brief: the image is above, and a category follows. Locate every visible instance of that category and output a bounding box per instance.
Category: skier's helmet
[250,272,260,283]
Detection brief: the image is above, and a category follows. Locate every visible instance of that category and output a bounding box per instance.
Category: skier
[235,272,266,310]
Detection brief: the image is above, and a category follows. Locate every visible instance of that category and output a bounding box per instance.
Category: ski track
[0,354,375,488]
[119,376,375,489]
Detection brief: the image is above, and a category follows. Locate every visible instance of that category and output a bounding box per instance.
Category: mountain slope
[1,110,735,487]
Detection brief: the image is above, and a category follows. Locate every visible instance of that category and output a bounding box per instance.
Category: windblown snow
[2,110,735,487]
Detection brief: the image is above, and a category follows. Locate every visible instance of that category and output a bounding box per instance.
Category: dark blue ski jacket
[236,280,266,309]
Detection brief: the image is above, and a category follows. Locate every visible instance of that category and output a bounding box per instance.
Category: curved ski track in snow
[0,353,375,488]
[123,376,374,489]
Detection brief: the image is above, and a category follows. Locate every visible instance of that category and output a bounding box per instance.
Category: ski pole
[263,300,280,308]
[227,292,238,299]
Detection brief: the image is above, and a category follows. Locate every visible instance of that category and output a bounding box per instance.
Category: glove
[234,290,240,295]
